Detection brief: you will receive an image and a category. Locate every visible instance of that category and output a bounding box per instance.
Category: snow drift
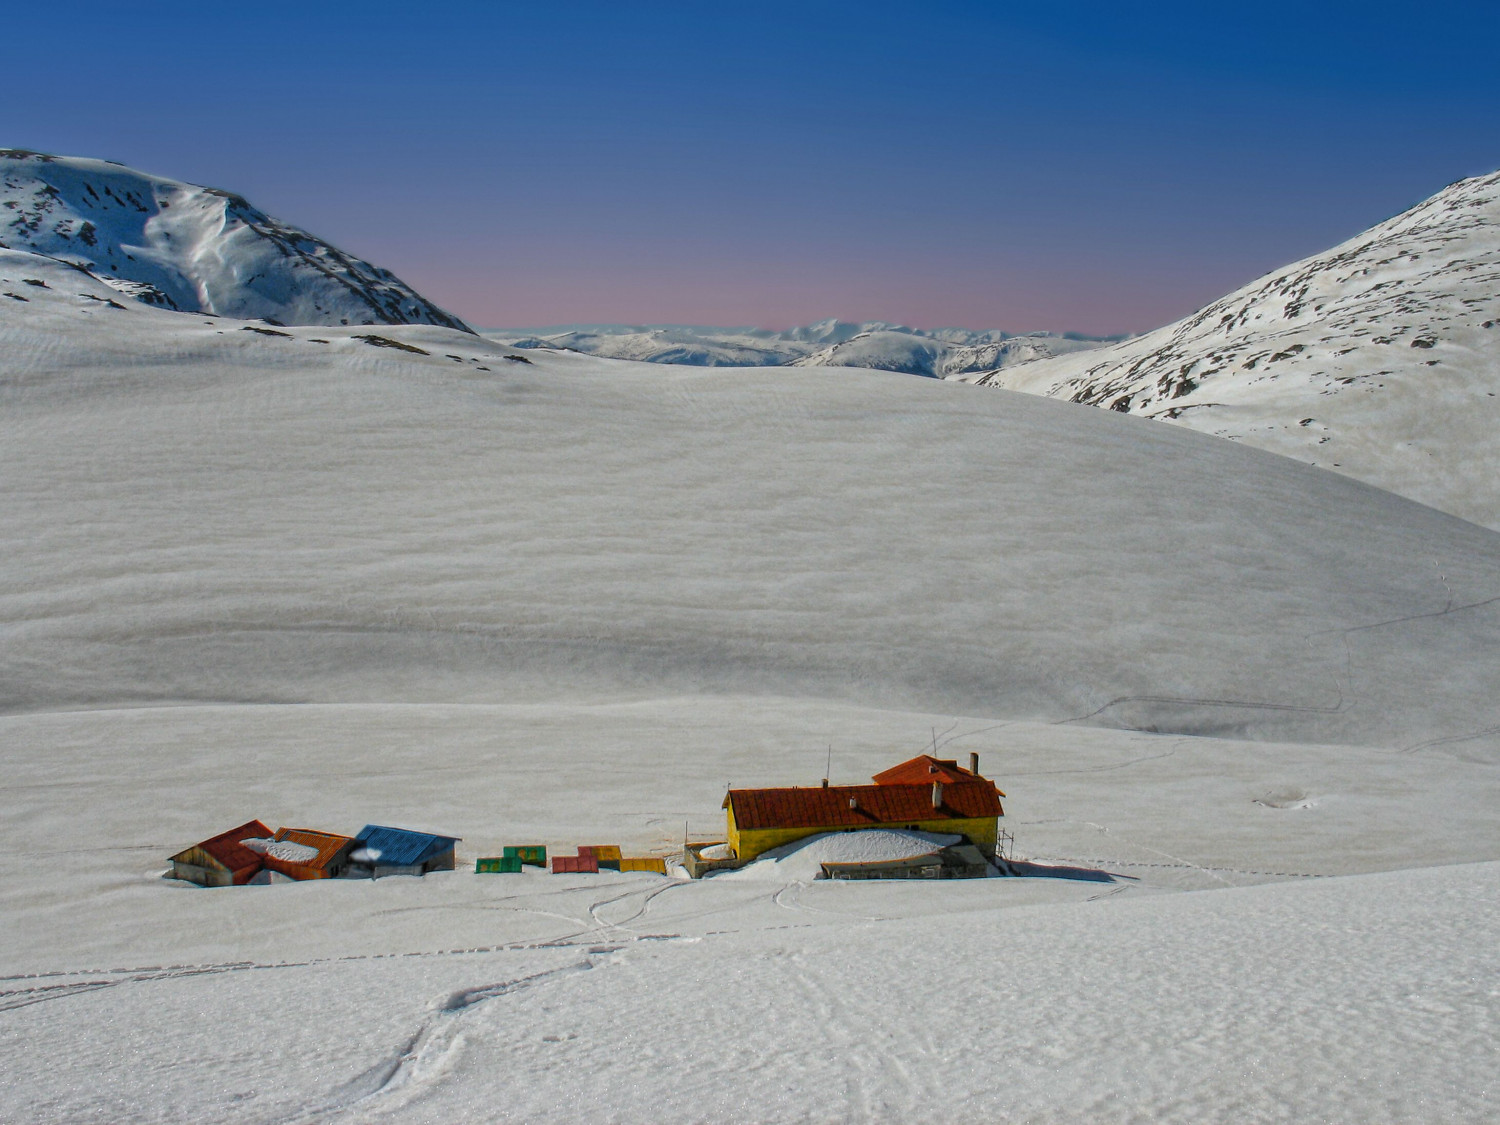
[721,828,961,881]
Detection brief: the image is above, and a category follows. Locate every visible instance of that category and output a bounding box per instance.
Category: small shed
[251,828,356,881]
[348,825,460,878]
[476,856,523,873]
[502,845,547,867]
[168,820,273,887]
[578,845,622,871]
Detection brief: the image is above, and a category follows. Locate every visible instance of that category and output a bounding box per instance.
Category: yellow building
[722,754,1004,862]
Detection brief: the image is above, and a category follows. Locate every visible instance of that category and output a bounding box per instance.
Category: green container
[502,845,547,867]
[476,856,522,874]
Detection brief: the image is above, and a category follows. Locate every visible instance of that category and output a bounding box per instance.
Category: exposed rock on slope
[0,149,471,331]
[958,171,1500,528]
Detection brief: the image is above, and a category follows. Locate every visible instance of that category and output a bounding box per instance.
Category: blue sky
[7,1,1499,332]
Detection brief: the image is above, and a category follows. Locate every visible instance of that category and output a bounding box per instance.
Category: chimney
[821,778,829,788]
[970,752,980,776]
[931,781,944,808]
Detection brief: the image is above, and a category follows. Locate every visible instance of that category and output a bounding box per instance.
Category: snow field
[5,275,1500,754]
[4,852,1495,1123]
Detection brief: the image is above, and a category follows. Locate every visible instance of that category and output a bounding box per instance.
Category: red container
[550,855,599,874]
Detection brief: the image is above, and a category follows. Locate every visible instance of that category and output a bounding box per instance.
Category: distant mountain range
[486,320,1126,378]
[955,170,1500,529]
[0,149,471,331]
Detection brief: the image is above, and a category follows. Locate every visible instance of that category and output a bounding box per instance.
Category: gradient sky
[7,1,1500,334]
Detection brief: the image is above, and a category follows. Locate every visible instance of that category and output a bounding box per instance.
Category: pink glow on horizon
[396,256,1254,336]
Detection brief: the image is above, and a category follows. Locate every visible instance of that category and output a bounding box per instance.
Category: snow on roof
[271,828,354,870]
[242,837,319,864]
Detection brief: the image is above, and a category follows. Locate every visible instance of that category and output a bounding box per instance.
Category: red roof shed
[169,820,273,887]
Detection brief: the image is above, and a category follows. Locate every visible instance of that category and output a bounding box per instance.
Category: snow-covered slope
[959,171,1500,528]
[0,149,471,330]
[489,318,1117,376]
[6,270,1500,1122]
[6,257,1500,754]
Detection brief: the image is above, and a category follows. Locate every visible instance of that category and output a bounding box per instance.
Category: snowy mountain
[0,149,471,330]
[957,170,1500,528]
[488,318,1120,376]
[788,327,1108,377]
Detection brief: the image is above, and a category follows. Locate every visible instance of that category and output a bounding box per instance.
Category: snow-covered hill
[489,318,1118,376]
[958,170,1500,528]
[0,149,471,330]
[6,254,1500,752]
[6,256,1500,1122]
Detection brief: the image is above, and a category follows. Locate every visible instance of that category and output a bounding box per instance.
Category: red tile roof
[725,780,1002,832]
[185,819,273,874]
[873,755,1004,795]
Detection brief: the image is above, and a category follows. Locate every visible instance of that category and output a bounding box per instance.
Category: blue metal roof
[354,825,460,867]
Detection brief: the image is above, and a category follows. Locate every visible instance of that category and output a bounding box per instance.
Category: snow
[0,150,471,331]
[241,838,320,863]
[958,170,1500,529]
[2,178,1499,1120]
[720,828,960,881]
[485,319,1117,376]
[245,868,295,885]
[787,327,1109,377]
[4,255,1500,751]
